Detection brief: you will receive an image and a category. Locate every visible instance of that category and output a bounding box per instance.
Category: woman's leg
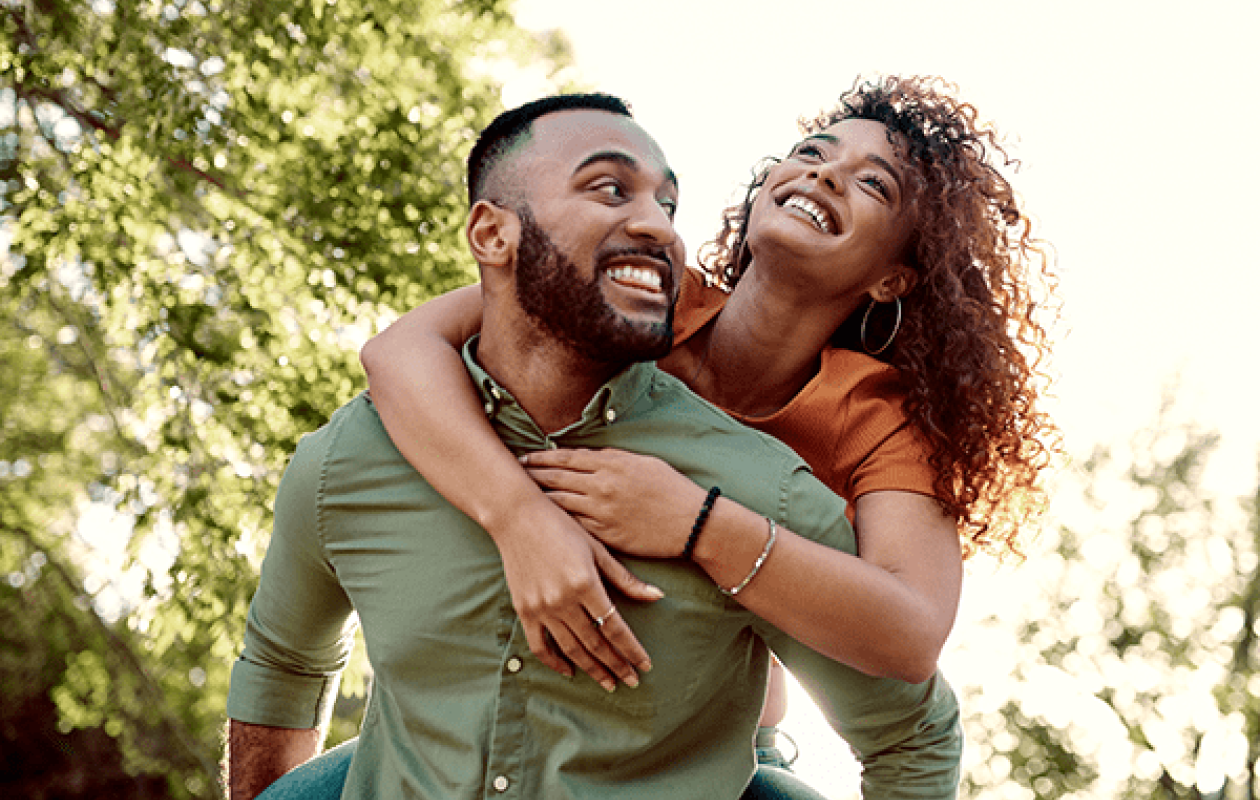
[255,737,357,800]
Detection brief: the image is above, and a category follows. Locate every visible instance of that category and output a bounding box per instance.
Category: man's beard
[514,206,675,365]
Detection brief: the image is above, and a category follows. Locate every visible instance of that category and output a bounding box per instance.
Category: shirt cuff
[226,657,342,730]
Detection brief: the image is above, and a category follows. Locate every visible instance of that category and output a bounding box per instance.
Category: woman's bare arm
[360,287,659,690]
[522,447,962,682]
[699,489,961,682]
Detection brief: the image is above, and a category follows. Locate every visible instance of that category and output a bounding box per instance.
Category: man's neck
[475,319,627,434]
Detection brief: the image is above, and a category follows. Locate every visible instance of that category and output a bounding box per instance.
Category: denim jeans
[255,737,355,800]
[255,727,827,799]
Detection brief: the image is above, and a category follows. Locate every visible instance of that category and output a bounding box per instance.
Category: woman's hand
[520,448,709,558]
[494,494,663,691]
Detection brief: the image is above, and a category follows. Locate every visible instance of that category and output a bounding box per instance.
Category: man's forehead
[528,110,671,175]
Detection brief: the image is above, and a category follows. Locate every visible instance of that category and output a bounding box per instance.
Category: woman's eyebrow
[867,154,905,192]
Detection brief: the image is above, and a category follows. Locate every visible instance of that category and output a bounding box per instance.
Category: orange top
[673,267,939,509]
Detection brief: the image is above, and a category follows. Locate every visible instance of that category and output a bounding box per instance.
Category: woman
[280,75,1057,799]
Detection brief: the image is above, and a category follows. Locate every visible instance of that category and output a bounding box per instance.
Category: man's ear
[870,264,918,302]
[466,200,519,269]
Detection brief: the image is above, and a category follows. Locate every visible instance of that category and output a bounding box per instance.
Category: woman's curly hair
[697,75,1060,560]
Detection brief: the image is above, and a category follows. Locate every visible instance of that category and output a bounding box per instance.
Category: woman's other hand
[520,448,708,558]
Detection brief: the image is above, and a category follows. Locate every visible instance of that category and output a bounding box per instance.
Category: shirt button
[493,775,509,792]
[484,401,494,415]
[604,408,617,423]
[544,439,557,450]
[506,657,523,673]
[490,386,502,400]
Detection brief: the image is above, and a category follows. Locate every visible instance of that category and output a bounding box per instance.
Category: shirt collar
[462,335,657,443]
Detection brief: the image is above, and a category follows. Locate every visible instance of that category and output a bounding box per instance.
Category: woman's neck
[683,266,849,418]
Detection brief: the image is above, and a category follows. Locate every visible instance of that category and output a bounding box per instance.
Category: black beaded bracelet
[682,486,721,560]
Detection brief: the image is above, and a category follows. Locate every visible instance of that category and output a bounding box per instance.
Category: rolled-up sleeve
[226,422,358,730]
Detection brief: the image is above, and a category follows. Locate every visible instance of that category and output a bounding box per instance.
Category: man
[225,94,959,799]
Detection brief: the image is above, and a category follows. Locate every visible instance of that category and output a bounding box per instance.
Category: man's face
[514,205,673,363]
[510,110,685,365]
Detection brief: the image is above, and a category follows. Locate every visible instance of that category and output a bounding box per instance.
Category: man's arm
[225,720,322,800]
[756,468,962,799]
[224,420,355,799]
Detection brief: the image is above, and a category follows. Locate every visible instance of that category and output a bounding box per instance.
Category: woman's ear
[871,264,918,302]
[466,200,520,269]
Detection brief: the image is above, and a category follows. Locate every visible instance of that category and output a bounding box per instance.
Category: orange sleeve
[836,365,939,501]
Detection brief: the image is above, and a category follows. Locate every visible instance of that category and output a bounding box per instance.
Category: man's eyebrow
[574,150,679,191]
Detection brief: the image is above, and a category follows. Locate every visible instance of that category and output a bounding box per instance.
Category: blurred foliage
[958,393,1260,800]
[1,0,570,796]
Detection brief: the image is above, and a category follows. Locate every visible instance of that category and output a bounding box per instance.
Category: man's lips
[606,264,663,293]
[599,251,673,296]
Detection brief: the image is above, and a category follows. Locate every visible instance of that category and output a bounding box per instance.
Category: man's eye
[659,198,678,218]
[595,182,625,199]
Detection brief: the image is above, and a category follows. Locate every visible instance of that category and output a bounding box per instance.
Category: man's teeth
[607,266,662,290]
[784,195,832,234]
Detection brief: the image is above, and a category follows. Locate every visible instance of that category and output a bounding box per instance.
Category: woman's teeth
[784,195,833,234]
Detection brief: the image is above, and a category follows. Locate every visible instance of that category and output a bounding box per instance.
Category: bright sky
[506,1,1260,795]
[508,0,1260,492]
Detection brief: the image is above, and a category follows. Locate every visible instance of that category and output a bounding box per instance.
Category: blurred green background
[2,1,1258,798]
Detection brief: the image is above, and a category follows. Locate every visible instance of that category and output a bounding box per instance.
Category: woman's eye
[860,175,890,199]
[792,143,824,161]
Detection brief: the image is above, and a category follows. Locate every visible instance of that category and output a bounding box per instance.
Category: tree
[956,393,1260,799]
[1,1,568,795]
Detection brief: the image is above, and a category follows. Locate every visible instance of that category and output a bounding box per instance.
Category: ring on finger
[592,605,617,628]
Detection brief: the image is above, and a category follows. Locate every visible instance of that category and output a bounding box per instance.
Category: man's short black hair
[467,93,632,206]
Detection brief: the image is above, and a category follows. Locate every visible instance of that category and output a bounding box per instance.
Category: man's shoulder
[638,368,810,469]
[289,392,404,476]
[294,390,376,446]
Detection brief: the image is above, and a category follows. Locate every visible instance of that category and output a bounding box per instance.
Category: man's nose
[625,197,677,245]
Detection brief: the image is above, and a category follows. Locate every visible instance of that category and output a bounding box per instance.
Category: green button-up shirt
[227,341,961,799]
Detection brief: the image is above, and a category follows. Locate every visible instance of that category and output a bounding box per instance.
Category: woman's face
[745,118,916,298]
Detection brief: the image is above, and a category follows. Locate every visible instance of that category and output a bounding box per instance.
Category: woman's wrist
[681,486,721,560]
[690,498,775,591]
[474,471,556,543]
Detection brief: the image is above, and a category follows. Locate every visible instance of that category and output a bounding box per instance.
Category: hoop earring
[860,297,902,356]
